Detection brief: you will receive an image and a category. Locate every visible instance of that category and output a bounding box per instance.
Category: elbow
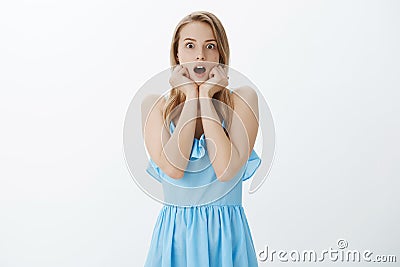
[216,176,230,183]
[215,168,236,183]
[158,152,186,179]
[215,156,246,183]
[216,173,235,183]
[163,165,185,180]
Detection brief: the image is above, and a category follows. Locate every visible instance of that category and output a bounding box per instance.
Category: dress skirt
[144,204,259,267]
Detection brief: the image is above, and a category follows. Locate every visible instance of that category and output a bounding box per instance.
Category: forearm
[199,95,243,182]
[161,91,198,178]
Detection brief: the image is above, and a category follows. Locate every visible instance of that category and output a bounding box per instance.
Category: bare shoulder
[230,86,259,109]
[142,94,165,108]
[141,94,165,115]
[141,94,166,130]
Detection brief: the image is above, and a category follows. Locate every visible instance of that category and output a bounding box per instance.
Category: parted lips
[193,65,206,74]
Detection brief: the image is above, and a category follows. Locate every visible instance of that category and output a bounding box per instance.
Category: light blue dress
[144,99,262,267]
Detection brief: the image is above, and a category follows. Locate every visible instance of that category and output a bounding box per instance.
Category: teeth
[194,66,206,74]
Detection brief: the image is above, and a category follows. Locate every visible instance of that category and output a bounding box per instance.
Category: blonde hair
[163,11,234,135]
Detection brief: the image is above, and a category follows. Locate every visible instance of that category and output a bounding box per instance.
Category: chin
[189,71,209,84]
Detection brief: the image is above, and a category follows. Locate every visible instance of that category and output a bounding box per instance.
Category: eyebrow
[183,38,217,42]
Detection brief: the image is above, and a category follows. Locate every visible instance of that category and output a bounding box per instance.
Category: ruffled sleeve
[190,134,206,159]
[242,149,262,181]
[145,119,208,182]
[170,118,208,160]
[146,133,207,183]
[146,157,162,183]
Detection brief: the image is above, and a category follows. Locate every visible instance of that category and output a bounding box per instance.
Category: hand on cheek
[200,65,229,97]
[169,65,198,97]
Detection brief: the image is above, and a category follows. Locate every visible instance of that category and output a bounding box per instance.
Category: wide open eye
[186,43,194,48]
[206,43,216,49]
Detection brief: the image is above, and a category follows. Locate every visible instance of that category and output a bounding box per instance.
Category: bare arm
[199,86,259,182]
[141,89,199,179]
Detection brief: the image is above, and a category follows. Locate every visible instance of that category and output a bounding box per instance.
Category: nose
[196,48,205,61]
[196,54,205,60]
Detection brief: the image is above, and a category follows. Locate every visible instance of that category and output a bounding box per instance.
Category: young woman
[142,11,261,267]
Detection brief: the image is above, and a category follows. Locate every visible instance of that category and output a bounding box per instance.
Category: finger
[214,67,228,87]
[217,65,227,77]
[209,66,218,79]
[172,64,181,74]
[220,65,229,77]
[178,67,188,77]
[183,67,190,77]
[212,67,224,80]
[219,66,230,81]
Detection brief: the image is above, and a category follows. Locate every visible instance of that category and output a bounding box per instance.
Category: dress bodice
[146,95,261,207]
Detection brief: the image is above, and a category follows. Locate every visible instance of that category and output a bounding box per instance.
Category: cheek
[207,51,220,61]
[177,50,192,63]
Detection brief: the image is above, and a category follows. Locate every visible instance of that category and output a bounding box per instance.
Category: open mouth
[193,66,206,74]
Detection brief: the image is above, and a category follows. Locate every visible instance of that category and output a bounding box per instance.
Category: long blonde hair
[163,11,234,135]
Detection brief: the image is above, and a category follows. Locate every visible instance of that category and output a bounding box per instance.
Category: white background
[1,0,399,266]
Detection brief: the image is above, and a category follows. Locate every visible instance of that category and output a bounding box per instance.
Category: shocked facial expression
[176,21,220,84]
